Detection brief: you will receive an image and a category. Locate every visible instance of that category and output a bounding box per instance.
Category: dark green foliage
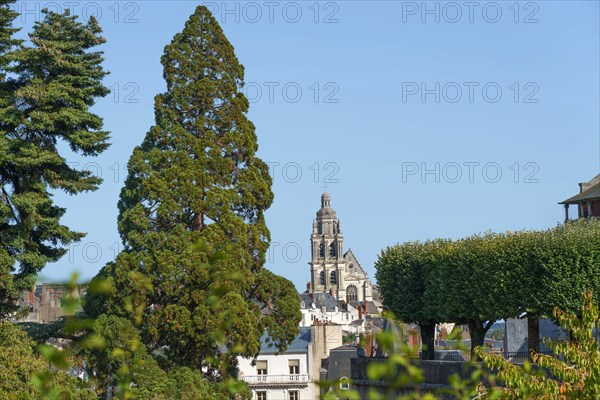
[528,220,600,316]
[81,313,244,399]
[375,239,452,360]
[167,366,243,400]
[0,321,96,399]
[83,314,171,399]
[0,320,46,398]
[476,291,600,399]
[0,6,110,318]
[0,1,19,77]
[375,219,600,359]
[95,5,300,378]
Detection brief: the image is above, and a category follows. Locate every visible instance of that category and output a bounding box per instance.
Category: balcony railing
[240,374,310,386]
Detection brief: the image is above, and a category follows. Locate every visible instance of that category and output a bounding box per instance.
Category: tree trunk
[468,319,493,361]
[527,316,539,358]
[467,320,483,360]
[420,322,436,360]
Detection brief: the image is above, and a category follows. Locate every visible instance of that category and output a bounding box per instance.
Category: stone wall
[350,358,481,399]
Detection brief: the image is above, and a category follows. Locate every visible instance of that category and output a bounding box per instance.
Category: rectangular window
[289,390,299,400]
[289,359,300,376]
[256,391,267,400]
[256,360,267,381]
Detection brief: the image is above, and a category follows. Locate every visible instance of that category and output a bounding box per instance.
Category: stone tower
[310,192,346,300]
[309,193,374,303]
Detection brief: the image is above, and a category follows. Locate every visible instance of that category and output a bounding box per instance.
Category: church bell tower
[310,193,346,300]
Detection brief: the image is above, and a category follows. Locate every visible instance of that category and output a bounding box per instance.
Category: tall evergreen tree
[0,8,110,318]
[101,6,300,377]
[0,1,20,76]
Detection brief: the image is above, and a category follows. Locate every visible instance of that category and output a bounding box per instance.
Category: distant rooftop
[259,327,311,355]
[349,319,364,327]
[299,292,339,312]
[331,345,361,351]
[560,173,600,204]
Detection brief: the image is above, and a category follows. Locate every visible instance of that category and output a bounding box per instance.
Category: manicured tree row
[375,219,600,360]
[375,239,452,360]
[524,220,600,351]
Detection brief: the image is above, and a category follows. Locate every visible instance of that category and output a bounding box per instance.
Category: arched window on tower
[329,242,337,257]
[330,271,337,285]
[346,285,358,302]
[319,243,325,258]
[319,271,325,286]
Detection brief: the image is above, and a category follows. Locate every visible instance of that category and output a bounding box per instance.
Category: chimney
[365,301,369,314]
[329,288,334,298]
[358,305,363,320]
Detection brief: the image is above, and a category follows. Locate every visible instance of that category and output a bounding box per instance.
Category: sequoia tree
[0,7,109,318]
[101,6,300,377]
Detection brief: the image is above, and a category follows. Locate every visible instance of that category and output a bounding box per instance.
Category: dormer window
[301,301,305,308]
[340,377,350,390]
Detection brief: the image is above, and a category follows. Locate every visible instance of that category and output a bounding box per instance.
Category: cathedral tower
[310,192,346,300]
[309,193,373,303]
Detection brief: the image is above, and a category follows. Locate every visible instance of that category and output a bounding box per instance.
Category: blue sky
[13,1,599,290]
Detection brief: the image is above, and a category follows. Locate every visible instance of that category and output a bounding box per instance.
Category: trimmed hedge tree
[375,219,600,360]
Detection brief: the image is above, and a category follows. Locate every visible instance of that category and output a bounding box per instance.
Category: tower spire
[321,192,331,207]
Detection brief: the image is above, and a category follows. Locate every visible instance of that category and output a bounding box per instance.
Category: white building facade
[238,328,313,400]
[238,325,344,400]
[299,292,362,332]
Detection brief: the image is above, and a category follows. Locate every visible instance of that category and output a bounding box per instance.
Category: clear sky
[13,1,599,290]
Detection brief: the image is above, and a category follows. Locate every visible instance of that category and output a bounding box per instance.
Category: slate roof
[299,292,339,312]
[259,327,311,355]
[300,293,379,316]
[560,174,600,204]
[370,317,386,329]
[349,301,380,315]
[321,345,365,381]
[331,345,360,352]
[560,182,600,204]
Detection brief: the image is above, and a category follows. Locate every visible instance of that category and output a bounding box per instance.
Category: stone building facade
[309,192,374,303]
[16,284,73,323]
